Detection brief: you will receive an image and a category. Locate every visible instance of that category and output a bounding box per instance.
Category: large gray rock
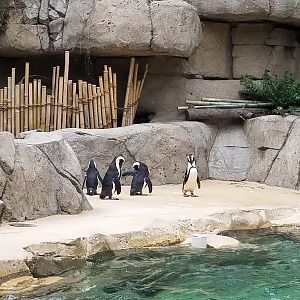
[2,132,91,222]
[0,132,15,175]
[58,122,217,185]
[269,0,300,26]
[188,22,231,78]
[209,121,251,181]
[150,0,201,57]
[20,0,40,24]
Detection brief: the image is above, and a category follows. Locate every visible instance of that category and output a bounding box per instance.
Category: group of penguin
[82,154,201,199]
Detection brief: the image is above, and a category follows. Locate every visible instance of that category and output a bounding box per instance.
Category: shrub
[240,71,300,115]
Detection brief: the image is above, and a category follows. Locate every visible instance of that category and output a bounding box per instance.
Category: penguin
[100,156,125,200]
[82,160,102,196]
[123,161,153,196]
[182,154,201,197]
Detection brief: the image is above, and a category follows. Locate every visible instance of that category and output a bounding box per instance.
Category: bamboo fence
[0,52,148,136]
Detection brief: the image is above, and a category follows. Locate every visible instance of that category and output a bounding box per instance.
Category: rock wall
[0,131,91,223]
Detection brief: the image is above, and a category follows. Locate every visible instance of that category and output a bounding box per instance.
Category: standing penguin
[100,156,125,200]
[82,160,102,196]
[182,154,201,197]
[123,161,152,196]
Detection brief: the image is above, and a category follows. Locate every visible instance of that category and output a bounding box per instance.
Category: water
[5,231,300,300]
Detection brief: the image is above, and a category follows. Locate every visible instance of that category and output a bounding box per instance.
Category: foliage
[240,71,300,115]
[0,0,9,32]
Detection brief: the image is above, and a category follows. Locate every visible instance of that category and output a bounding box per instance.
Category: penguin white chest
[184,168,198,191]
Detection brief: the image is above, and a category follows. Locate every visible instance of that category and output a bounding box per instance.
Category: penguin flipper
[145,177,153,193]
[113,177,122,195]
[82,175,87,190]
[182,169,188,191]
[122,171,135,177]
[97,172,103,185]
[197,176,201,189]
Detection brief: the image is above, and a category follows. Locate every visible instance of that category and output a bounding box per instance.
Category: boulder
[269,0,300,26]
[188,22,231,78]
[208,121,251,181]
[20,0,40,24]
[39,0,49,25]
[2,132,91,222]
[58,122,216,185]
[205,234,240,249]
[150,0,201,57]
[0,132,15,175]
[49,0,67,17]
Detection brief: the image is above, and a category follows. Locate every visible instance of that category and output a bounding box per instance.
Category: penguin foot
[183,194,190,197]
[109,197,120,200]
[191,194,198,197]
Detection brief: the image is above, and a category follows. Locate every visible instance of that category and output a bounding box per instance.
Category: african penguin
[100,156,125,200]
[182,154,201,197]
[123,161,152,196]
[82,160,102,196]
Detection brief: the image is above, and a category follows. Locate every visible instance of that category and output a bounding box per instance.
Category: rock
[49,0,67,17]
[265,118,300,189]
[269,0,300,26]
[49,18,64,36]
[186,0,270,21]
[0,260,31,284]
[39,0,49,25]
[266,28,299,47]
[0,200,4,224]
[58,122,216,185]
[188,22,231,78]
[232,45,272,78]
[205,234,240,249]
[0,23,49,56]
[20,0,40,24]
[0,132,15,175]
[150,0,201,57]
[230,210,268,230]
[49,9,60,20]
[208,121,251,181]
[2,133,91,222]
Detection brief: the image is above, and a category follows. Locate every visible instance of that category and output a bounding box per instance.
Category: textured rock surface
[1,132,91,222]
[0,261,31,284]
[205,234,240,248]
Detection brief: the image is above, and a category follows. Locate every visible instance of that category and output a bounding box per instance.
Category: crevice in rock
[263,117,300,183]
[296,162,300,190]
[267,0,272,18]
[147,0,154,51]
[122,140,136,162]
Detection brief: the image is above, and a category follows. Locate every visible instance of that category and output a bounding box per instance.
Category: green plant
[240,71,300,115]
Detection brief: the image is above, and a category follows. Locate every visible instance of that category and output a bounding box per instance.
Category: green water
[5,231,300,300]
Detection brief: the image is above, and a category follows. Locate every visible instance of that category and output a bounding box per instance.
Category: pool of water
[5,230,300,300]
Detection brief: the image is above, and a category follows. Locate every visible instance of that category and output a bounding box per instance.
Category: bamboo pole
[24,62,29,131]
[126,79,133,126]
[53,66,60,130]
[33,79,37,129]
[41,86,47,131]
[0,89,3,132]
[15,84,20,136]
[122,57,135,127]
[11,68,15,135]
[62,51,70,129]
[92,84,99,129]
[113,73,117,127]
[130,63,139,125]
[108,67,116,128]
[57,76,64,130]
[103,66,112,128]
[46,95,51,132]
[99,76,108,128]
[7,77,12,133]
[50,66,56,131]
[28,83,33,130]
[3,87,8,131]
[183,103,274,109]
[137,63,148,100]
[186,100,265,106]
[78,80,85,129]
[37,79,41,129]
[20,84,25,133]
[201,97,257,103]
[96,86,103,129]
[71,82,77,128]
[75,94,79,128]
[88,83,95,129]
[82,81,89,128]
[67,80,73,128]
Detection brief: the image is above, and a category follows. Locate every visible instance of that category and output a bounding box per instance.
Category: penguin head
[133,162,140,171]
[187,154,196,167]
[115,156,125,168]
[88,160,96,169]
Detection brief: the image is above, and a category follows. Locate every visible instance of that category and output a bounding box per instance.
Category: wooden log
[103,66,111,128]
[113,73,117,127]
[15,84,20,136]
[201,97,257,103]
[57,76,64,130]
[122,57,135,127]
[53,66,60,131]
[78,80,85,129]
[185,103,274,109]
[67,80,73,128]
[3,87,8,131]
[41,85,47,131]
[0,89,3,131]
[7,77,12,133]
[46,95,51,132]
[92,84,99,129]
[37,79,42,129]
[99,76,107,128]
[24,62,29,131]
[87,83,95,129]
[185,108,271,121]
[96,86,103,129]
[82,81,89,128]
[28,83,34,130]
[62,51,69,129]
[20,84,25,133]
[71,82,77,128]
[50,66,56,131]
[108,67,116,128]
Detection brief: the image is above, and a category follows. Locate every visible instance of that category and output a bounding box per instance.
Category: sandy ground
[0,180,299,261]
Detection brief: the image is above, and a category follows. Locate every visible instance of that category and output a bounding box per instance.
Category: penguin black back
[82,160,102,196]
[100,156,125,200]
